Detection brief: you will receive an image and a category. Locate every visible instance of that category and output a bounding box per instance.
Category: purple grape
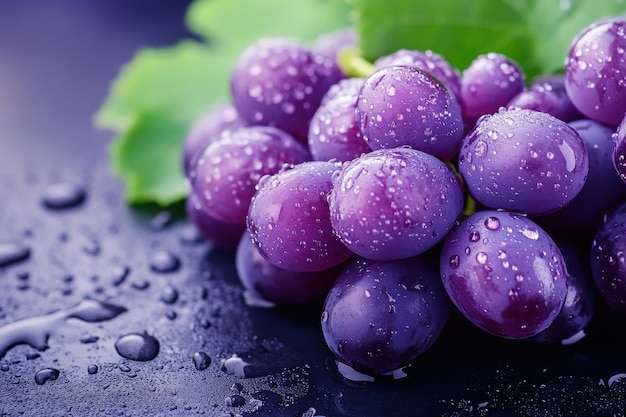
[374,49,462,103]
[460,53,525,127]
[321,254,451,376]
[230,37,341,140]
[612,114,626,183]
[590,201,626,314]
[235,231,347,304]
[356,65,465,160]
[185,192,245,251]
[507,76,584,123]
[440,210,568,339]
[529,235,597,345]
[537,119,626,233]
[565,18,626,126]
[328,147,464,261]
[307,90,371,163]
[247,160,353,272]
[189,125,310,225]
[457,107,589,216]
[182,104,246,177]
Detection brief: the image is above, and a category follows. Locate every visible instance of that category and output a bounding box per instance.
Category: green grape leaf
[352,0,626,80]
[109,112,190,206]
[95,0,352,206]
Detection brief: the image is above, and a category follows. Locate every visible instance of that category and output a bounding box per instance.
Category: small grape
[321,254,451,376]
[247,160,353,272]
[460,53,525,127]
[440,210,568,339]
[328,147,464,260]
[231,37,341,140]
[457,107,589,216]
[356,65,465,160]
[307,90,371,163]
[189,125,310,225]
[312,27,357,81]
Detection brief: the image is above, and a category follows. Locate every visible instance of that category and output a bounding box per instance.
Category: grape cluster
[183,18,626,379]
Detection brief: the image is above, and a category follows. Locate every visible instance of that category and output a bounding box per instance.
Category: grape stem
[337,48,377,78]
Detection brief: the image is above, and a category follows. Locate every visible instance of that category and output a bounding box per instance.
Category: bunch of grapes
[183,18,626,380]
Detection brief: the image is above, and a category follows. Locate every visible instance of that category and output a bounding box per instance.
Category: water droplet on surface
[0,299,126,358]
[193,351,212,370]
[160,285,179,305]
[220,354,249,378]
[110,265,131,286]
[225,394,246,407]
[149,250,181,273]
[34,368,60,385]
[336,360,374,382]
[114,333,160,362]
[0,241,31,267]
[41,182,86,210]
[149,211,172,230]
[87,364,98,374]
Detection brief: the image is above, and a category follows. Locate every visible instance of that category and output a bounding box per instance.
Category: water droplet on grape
[520,227,539,240]
[484,216,500,230]
[469,231,481,242]
[449,254,460,269]
[476,252,488,264]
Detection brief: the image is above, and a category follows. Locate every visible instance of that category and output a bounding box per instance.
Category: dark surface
[2,2,626,416]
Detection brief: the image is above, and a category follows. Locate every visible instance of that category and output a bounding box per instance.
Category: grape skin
[460,53,525,127]
[457,107,589,216]
[321,254,451,376]
[356,65,465,160]
[565,18,626,127]
[230,37,341,140]
[189,125,310,225]
[247,160,354,272]
[590,201,626,314]
[440,210,568,339]
[329,147,464,261]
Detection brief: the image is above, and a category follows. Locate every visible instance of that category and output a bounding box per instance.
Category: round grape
[565,18,626,126]
[329,147,464,260]
[460,53,525,127]
[230,37,340,140]
[247,160,353,272]
[440,210,568,339]
[321,254,451,376]
[189,125,310,225]
[356,65,465,160]
[457,107,589,216]
[308,90,371,163]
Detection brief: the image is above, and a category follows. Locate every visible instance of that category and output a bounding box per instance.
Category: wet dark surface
[2,1,626,416]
